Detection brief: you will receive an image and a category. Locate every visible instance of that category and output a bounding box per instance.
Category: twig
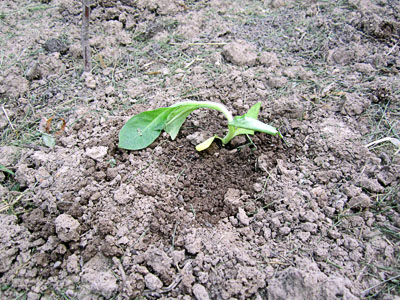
[184,58,205,69]
[81,0,91,73]
[1,105,15,130]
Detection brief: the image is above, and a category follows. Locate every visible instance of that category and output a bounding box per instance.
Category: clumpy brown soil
[1,0,400,299]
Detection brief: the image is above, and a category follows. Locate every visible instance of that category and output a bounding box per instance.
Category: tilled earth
[0,0,399,299]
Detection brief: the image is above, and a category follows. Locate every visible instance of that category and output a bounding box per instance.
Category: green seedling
[118,101,282,151]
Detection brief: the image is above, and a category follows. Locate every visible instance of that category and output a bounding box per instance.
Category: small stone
[144,273,163,290]
[117,236,129,245]
[193,283,210,300]
[343,185,362,198]
[237,207,250,226]
[314,246,328,258]
[26,62,42,80]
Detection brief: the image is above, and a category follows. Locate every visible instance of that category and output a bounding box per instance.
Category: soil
[0,0,400,299]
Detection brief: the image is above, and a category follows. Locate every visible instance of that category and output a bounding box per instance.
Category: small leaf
[229,116,278,136]
[245,102,261,119]
[42,133,56,148]
[196,136,216,151]
[119,107,172,150]
[231,102,262,138]
[0,164,14,176]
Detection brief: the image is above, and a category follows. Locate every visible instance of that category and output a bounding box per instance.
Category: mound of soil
[0,0,399,299]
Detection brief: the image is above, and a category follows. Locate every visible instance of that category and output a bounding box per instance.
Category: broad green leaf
[196,136,216,151]
[119,107,172,150]
[42,133,56,148]
[164,105,198,140]
[229,116,278,136]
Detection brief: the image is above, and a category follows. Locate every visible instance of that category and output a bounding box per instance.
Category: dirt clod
[54,214,81,242]
[144,273,163,291]
[222,40,258,66]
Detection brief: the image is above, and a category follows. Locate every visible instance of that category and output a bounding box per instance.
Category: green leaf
[231,102,262,138]
[118,107,172,150]
[42,133,56,148]
[196,136,216,151]
[245,102,261,119]
[164,105,198,140]
[229,116,278,136]
[0,164,14,176]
